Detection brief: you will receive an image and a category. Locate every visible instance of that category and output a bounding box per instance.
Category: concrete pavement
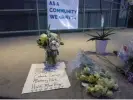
[0,29,133,98]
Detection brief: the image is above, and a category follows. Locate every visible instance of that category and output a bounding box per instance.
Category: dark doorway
[128,5,133,28]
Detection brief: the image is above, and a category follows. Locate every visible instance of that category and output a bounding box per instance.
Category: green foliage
[87,29,115,41]
[60,42,64,45]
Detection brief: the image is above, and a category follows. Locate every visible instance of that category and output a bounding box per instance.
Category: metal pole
[36,0,40,35]
[109,0,113,27]
[125,3,130,27]
[83,0,85,32]
[46,0,49,30]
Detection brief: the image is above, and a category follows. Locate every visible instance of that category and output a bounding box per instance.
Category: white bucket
[96,40,108,54]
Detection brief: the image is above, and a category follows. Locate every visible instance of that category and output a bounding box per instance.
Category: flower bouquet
[75,51,119,98]
[118,39,133,83]
[37,25,64,68]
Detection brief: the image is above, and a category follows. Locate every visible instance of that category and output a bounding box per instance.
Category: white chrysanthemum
[49,40,60,50]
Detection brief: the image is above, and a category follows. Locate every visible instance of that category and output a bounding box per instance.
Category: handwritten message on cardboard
[22,62,71,94]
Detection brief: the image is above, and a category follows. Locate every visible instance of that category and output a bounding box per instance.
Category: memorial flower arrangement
[75,51,119,98]
[118,40,133,83]
[37,25,64,67]
[76,64,119,98]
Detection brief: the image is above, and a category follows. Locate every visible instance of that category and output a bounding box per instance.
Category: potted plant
[87,28,115,54]
[86,0,115,54]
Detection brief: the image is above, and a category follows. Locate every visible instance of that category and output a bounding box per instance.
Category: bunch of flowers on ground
[76,64,119,98]
[118,40,133,83]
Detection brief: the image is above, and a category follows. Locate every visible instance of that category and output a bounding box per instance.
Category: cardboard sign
[22,62,71,94]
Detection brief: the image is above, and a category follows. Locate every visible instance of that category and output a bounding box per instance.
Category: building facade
[0,0,128,35]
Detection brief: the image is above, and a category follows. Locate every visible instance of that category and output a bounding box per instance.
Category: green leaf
[100,33,107,39]
[105,33,115,37]
[60,42,64,45]
[101,34,106,39]
[86,33,98,38]
[87,37,100,41]
[105,29,114,34]
[104,38,110,40]
[96,31,102,37]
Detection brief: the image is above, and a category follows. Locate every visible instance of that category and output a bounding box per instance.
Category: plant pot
[96,40,108,54]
